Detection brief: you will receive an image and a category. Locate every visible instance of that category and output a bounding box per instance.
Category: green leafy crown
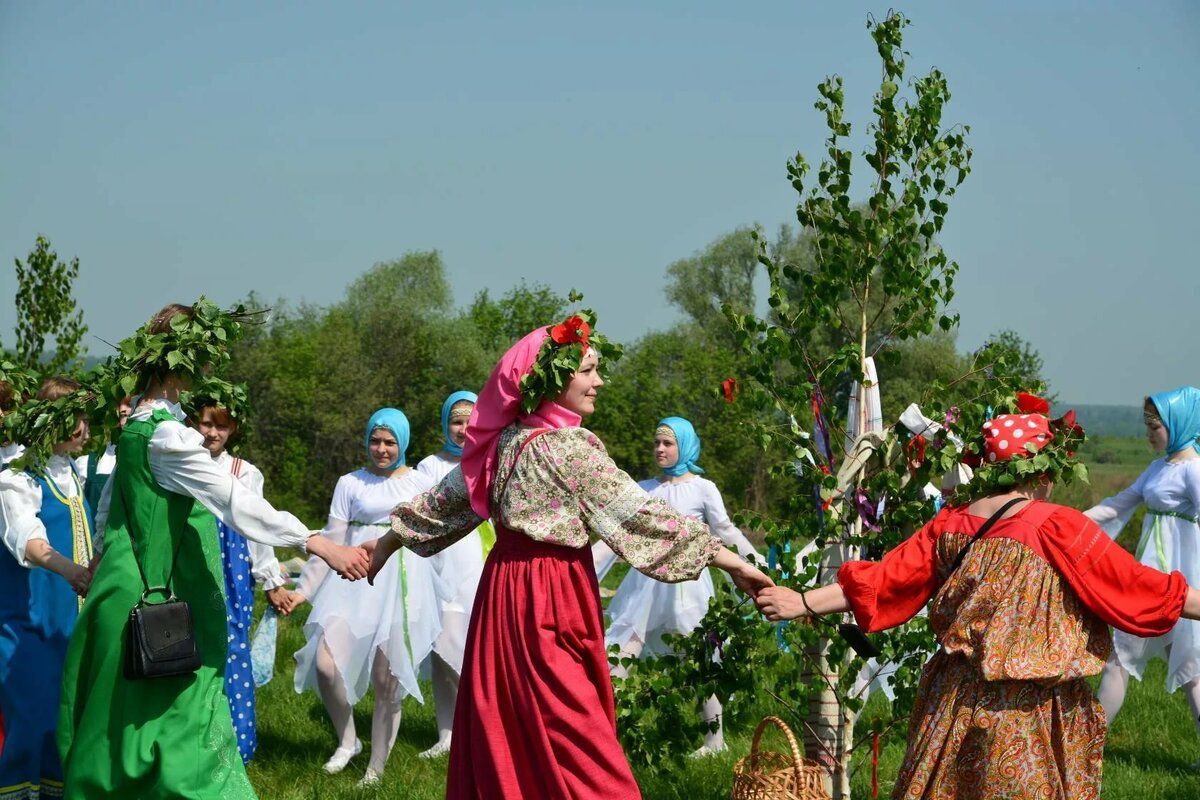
[113,298,261,398]
[0,361,41,408]
[1,377,104,470]
[951,392,1088,500]
[518,308,623,414]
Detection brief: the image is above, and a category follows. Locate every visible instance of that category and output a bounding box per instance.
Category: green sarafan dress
[57,409,255,799]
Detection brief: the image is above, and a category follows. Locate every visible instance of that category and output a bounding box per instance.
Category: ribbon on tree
[854,488,881,532]
[811,386,837,468]
[872,730,881,799]
[905,434,926,477]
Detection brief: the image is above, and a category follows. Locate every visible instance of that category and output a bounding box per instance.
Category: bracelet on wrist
[799,589,821,618]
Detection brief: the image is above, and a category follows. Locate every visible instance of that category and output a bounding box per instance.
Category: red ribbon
[905,434,927,476]
[721,377,739,404]
[871,730,880,799]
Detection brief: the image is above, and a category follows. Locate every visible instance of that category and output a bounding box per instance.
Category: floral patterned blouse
[390,425,724,583]
[838,500,1188,684]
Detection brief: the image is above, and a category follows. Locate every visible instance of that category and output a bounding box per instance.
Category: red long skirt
[445,525,641,800]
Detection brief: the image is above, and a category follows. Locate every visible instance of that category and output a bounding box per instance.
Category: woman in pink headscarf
[367,313,772,799]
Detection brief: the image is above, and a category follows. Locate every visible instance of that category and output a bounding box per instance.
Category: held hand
[86,551,104,576]
[64,563,92,598]
[367,534,400,586]
[265,586,290,614]
[729,561,774,600]
[324,542,371,582]
[755,586,808,622]
[274,592,307,618]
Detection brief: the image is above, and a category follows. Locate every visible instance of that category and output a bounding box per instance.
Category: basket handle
[750,715,805,769]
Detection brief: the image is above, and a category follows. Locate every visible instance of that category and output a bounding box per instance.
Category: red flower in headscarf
[549,315,590,354]
[1015,392,1051,416]
[722,378,739,404]
[1051,408,1085,439]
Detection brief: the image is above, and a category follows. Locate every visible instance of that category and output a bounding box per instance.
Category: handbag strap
[944,497,1029,579]
[119,479,186,603]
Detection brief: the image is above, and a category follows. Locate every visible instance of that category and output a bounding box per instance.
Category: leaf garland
[0,361,41,407]
[4,299,263,466]
[948,393,1088,500]
[1,380,104,470]
[112,297,262,399]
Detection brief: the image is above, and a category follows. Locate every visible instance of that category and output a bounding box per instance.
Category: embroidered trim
[34,466,94,611]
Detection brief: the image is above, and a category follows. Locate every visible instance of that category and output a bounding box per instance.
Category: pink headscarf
[461,326,583,518]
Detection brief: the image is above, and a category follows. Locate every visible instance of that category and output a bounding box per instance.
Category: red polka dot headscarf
[982,412,1052,463]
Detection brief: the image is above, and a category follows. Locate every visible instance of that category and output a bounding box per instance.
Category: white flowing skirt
[426,529,485,675]
[294,523,444,704]
[1113,513,1200,692]
[605,567,716,657]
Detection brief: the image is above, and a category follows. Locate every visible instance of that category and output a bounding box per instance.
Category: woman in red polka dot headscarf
[755,391,1200,799]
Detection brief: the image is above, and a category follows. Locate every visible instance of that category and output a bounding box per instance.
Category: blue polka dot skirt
[218,521,258,764]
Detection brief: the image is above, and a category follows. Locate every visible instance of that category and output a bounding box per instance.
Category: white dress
[600,476,759,657]
[415,452,487,675]
[1086,457,1200,691]
[293,468,443,704]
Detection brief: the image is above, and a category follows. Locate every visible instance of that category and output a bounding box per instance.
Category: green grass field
[246,435,1200,799]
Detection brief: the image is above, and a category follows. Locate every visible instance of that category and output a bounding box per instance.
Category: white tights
[1097,653,1200,736]
[314,639,405,773]
[430,653,460,744]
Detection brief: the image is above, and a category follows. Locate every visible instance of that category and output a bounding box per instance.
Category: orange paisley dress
[838,500,1188,800]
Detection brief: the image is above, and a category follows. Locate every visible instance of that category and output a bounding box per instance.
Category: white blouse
[1086,457,1200,537]
[74,443,117,480]
[212,451,288,590]
[94,399,311,551]
[0,454,81,567]
[636,475,760,560]
[415,451,458,483]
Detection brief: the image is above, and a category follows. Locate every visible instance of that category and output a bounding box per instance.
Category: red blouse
[839,501,1187,639]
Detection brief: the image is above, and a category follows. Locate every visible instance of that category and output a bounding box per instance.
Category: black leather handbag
[121,484,201,680]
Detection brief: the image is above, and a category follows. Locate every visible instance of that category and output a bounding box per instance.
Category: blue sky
[2,2,1197,404]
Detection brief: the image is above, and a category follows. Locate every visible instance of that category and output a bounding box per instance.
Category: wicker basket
[730,716,831,800]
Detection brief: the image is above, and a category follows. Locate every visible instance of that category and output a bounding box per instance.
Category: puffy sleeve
[1039,505,1186,636]
[541,429,722,583]
[293,475,355,598]
[1085,464,1150,540]
[1185,462,1200,517]
[238,463,287,591]
[390,466,485,558]
[836,513,944,633]
[0,468,47,567]
[699,480,760,562]
[147,420,310,548]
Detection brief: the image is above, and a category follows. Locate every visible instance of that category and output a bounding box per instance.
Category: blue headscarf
[658,416,705,477]
[365,407,410,469]
[1150,386,1200,455]
[441,390,478,457]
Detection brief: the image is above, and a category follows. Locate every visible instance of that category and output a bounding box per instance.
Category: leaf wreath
[1,380,105,471]
[0,360,41,409]
[181,375,254,454]
[518,308,623,414]
[112,297,265,399]
[946,391,1089,501]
